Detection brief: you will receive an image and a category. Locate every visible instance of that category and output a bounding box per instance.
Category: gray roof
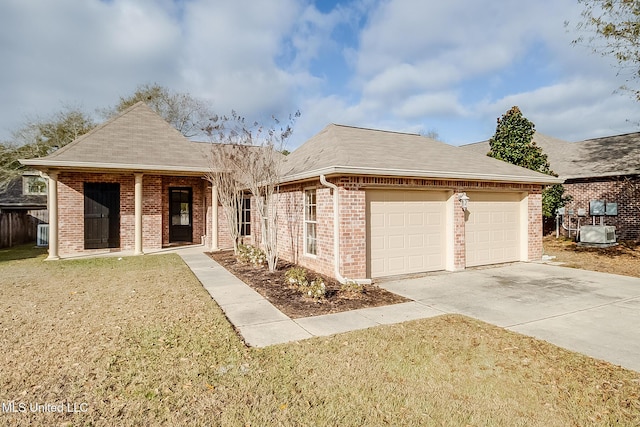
[21,102,210,174]
[281,124,561,184]
[0,174,47,210]
[461,132,640,180]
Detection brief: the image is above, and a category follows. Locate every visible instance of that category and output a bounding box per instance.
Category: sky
[0,0,638,149]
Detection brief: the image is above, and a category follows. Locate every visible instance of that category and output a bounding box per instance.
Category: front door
[169,187,193,243]
[84,183,120,249]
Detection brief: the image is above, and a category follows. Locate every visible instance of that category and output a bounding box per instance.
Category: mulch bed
[208,250,409,318]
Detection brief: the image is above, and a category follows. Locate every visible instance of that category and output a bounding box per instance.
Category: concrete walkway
[178,247,640,372]
[177,247,444,347]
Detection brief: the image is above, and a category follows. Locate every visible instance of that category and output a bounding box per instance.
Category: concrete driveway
[379,263,640,372]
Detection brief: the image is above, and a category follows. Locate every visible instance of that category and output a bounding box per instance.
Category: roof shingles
[281,124,560,184]
[22,102,209,173]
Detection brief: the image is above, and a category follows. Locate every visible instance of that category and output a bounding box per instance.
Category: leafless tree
[205,111,299,271]
[204,144,246,254]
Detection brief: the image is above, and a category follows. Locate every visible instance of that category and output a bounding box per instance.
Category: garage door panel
[408,213,424,226]
[389,213,405,227]
[466,192,521,267]
[368,190,447,278]
[388,234,404,249]
[408,255,424,269]
[408,234,424,248]
[370,236,385,251]
[388,256,405,273]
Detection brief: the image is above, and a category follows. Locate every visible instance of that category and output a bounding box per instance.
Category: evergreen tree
[488,106,569,218]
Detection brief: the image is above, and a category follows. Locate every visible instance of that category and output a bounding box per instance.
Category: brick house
[266,124,559,282]
[22,102,560,281]
[462,132,640,241]
[0,172,48,248]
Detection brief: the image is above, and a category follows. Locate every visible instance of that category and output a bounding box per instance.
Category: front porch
[44,171,227,260]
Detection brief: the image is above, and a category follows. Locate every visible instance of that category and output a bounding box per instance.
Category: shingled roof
[0,174,47,210]
[21,102,210,174]
[461,132,640,180]
[280,124,561,184]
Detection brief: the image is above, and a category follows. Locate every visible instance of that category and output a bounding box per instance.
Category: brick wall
[453,193,467,269]
[272,184,336,278]
[527,190,543,260]
[161,176,207,245]
[200,183,235,250]
[56,172,216,257]
[250,175,545,281]
[563,176,639,241]
[337,179,366,278]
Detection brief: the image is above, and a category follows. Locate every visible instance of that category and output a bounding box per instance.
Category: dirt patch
[543,235,640,277]
[208,251,408,318]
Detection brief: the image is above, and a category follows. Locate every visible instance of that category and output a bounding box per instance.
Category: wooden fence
[0,211,46,248]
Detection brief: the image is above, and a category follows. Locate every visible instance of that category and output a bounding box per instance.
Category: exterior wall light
[458,192,470,211]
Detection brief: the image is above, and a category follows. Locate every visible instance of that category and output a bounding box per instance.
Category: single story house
[22,102,560,281]
[0,172,48,247]
[461,132,640,241]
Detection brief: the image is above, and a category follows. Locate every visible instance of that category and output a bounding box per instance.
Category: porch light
[458,192,470,211]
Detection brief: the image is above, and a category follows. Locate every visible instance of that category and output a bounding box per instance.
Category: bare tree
[204,144,246,254]
[104,83,214,138]
[205,111,299,271]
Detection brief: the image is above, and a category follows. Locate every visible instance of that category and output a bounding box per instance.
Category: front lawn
[1,245,638,426]
[543,235,640,277]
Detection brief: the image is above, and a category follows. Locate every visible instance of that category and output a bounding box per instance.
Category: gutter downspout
[319,175,372,285]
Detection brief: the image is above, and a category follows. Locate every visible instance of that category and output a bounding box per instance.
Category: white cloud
[476,77,639,141]
[0,0,637,149]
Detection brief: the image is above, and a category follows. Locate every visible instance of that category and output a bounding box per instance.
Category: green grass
[0,246,638,426]
[0,243,47,262]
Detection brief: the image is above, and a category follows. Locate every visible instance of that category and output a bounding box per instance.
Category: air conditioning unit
[36,224,49,247]
[579,225,616,244]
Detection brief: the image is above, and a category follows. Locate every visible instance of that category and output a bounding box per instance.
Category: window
[304,189,317,255]
[239,197,251,236]
[23,176,47,195]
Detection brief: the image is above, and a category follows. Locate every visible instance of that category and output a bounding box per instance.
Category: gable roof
[281,124,561,184]
[0,173,47,210]
[21,102,210,175]
[461,131,640,180]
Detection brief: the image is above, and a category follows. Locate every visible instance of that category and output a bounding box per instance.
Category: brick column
[453,191,467,270]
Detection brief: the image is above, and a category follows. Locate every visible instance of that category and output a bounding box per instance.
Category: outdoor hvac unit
[36,224,49,247]
[579,225,616,244]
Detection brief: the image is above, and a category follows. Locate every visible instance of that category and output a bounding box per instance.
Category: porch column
[211,185,219,251]
[46,171,59,260]
[134,173,144,255]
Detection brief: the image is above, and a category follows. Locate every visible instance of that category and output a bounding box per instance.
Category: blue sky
[0,0,638,149]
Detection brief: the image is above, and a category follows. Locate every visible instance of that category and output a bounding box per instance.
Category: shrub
[284,267,326,300]
[237,244,266,267]
[304,278,327,300]
[340,281,365,295]
[285,267,307,289]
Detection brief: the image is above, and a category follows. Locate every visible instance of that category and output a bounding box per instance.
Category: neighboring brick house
[22,103,560,281]
[462,132,640,241]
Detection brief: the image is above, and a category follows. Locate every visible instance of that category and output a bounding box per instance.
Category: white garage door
[465,192,521,267]
[367,190,447,278]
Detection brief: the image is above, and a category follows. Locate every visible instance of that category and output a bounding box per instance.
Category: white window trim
[303,188,318,257]
[239,196,251,237]
[23,175,48,195]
